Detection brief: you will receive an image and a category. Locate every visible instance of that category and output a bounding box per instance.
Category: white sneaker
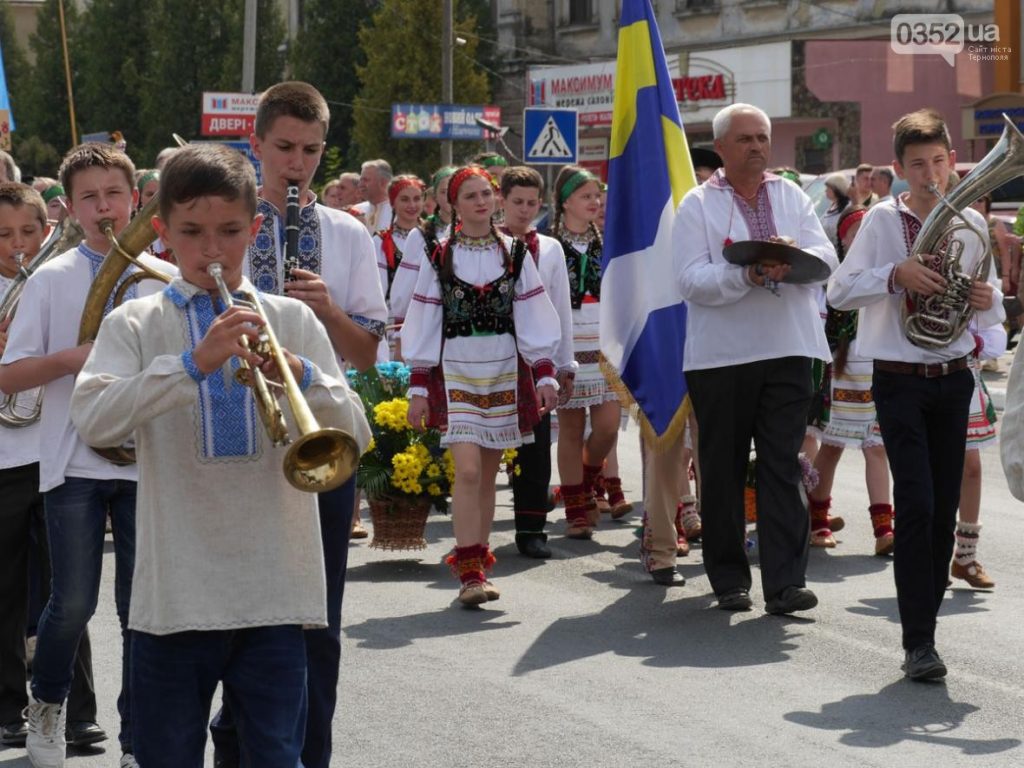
[23,695,66,768]
[119,754,140,768]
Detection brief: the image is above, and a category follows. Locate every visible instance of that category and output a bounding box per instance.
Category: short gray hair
[339,171,360,185]
[360,158,392,181]
[712,103,771,140]
[0,150,21,183]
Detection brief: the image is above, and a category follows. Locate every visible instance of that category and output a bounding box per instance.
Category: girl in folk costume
[373,174,427,359]
[403,166,561,606]
[807,206,894,555]
[388,167,456,346]
[953,318,1005,589]
[552,165,623,538]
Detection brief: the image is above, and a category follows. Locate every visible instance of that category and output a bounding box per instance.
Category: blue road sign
[523,108,578,164]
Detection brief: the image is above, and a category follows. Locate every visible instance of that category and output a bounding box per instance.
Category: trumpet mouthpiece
[98,218,115,234]
[207,263,224,277]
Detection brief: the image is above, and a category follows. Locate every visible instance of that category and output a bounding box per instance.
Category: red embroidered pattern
[448,388,517,409]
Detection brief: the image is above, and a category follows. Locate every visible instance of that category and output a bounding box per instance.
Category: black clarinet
[284,183,301,282]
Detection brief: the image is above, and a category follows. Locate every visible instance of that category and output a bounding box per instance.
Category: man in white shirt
[828,109,1002,681]
[673,103,837,615]
[355,159,393,231]
[870,166,894,202]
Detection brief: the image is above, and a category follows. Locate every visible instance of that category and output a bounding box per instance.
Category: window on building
[680,0,718,11]
[568,0,593,25]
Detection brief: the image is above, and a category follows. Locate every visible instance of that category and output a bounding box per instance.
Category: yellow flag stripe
[610,20,656,160]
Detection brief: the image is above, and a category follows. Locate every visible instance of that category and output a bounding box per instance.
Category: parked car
[954,161,1023,228]
[803,168,908,219]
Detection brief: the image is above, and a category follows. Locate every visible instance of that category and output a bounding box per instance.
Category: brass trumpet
[207,263,359,492]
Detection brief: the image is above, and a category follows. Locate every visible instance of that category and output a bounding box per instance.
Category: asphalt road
[3,359,1023,768]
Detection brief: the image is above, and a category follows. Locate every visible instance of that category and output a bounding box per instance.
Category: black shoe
[67,720,108,746]
[717,588,753,611]
[1,719,27,747]
[902,644,947,681]
[515,533,551,559]
[765,586,818,615]
[650,567,686,586]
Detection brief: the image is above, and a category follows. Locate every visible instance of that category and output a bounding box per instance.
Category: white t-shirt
[355,200,393,233]
[0,272,41,469]
[1,244,177,491]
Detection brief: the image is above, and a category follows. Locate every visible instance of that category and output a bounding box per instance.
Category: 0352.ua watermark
[891,14,1006,67]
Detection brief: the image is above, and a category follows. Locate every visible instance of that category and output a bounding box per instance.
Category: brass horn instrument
[0,215,85,427]
[207,263,359,492]
[901,113,1024,349]
[78,194,172,464]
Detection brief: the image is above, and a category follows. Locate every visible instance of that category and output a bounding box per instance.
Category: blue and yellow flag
[0,39,14,130]
[599,0,694,449]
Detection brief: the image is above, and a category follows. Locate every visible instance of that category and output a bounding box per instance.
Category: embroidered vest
[429,239,527,339]
[559,235,602,309]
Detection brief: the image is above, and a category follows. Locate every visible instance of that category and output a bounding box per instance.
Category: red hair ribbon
[447,165,492,206]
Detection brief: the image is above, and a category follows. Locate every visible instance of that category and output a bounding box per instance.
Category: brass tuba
[901,114,1024,349]
[78,194,172,464]
[207,263,360,491]
[0,215,85,427]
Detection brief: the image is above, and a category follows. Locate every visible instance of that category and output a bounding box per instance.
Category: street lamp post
[441,0,453,166]
[242,0,257,93]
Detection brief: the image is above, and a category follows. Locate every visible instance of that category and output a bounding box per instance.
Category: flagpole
[57,0,78,146]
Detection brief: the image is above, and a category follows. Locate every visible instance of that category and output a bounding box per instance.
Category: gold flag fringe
[599,352,690,455]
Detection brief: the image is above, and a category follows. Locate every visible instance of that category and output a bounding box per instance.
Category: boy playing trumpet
[71,144,370,767]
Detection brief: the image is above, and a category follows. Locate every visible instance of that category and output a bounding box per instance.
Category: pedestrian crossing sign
[523,108,578,164]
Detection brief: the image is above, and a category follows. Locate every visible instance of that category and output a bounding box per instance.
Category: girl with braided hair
[373,174,427,360]
[552,165,623,538]
[403,166,561,606]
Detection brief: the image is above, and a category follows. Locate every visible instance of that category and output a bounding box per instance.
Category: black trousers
[512,413,552,535]
[872,367,973,650]
[0,463,96,724]
[686,357,812,600]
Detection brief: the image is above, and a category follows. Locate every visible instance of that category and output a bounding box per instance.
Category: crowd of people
[0,81,1019,768]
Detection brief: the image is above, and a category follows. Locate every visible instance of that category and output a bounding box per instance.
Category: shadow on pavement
[512,562,805,676]
[785,680,1021,754]
[807,550,892,583]
[344,608,520,650]
[847,590,990,624]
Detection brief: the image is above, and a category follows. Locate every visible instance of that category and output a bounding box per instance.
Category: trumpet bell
[284,427,361,492]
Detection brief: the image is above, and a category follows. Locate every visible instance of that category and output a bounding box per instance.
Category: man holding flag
[674,103,837,613]
[599,0,697,586]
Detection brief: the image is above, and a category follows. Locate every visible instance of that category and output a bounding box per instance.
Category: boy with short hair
[208,80,385,768]
[0,144,175,767]
[828,109,1003,680]
[0,183,106,753]
[70,143,371,768]
[499,166,576,557]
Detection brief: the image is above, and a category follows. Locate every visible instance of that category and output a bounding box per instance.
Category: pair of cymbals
[722,240,831,284]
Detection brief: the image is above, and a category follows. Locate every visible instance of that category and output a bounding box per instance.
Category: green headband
[430,166,457,191]
[137,170,159,192]
[41,185,65,204]
[558,170,598,204]
[480,155,508,168]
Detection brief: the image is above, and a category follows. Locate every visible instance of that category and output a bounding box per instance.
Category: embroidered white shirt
[0,272,41,469]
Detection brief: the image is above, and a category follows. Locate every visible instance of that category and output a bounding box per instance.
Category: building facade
[494,0,1008,175]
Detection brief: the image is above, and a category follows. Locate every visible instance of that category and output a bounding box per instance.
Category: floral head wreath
[387,176,425,207]
[446,165,492,206]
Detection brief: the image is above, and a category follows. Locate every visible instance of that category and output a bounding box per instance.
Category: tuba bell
[901,113,1024,349]
[78,194,172,464]
[0,215,85,427]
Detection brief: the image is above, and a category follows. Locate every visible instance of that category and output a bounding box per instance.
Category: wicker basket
[367,496,432,551]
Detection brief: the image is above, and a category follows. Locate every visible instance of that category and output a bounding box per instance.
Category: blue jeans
[133,626,307,768]
[31,477,136,750]
[211,476,356,768]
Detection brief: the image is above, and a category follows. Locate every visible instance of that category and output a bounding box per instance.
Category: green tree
[352,0,491,179]
[0,0,31,124]
[137,0,285,163]
[17,0,81,157]
[75,0,149,166]
[290,0,373,173]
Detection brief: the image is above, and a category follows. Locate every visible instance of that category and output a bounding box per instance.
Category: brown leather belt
[873,356,969,378]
